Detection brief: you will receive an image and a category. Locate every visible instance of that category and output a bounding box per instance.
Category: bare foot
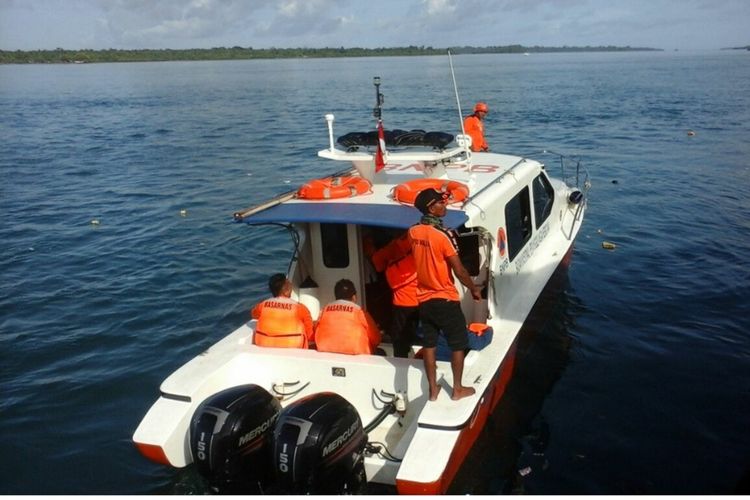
[451,386,476,401]
[429,386,440,401]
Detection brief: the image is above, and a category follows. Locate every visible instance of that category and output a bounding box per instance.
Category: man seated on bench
[251,273,314,349]
[315,279,382,355]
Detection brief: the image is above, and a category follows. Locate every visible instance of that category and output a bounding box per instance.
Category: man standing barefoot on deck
[408,188,482,401]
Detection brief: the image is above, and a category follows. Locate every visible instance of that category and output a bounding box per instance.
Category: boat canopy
[238,202,468,229]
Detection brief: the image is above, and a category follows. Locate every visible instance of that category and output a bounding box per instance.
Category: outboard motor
[272,392,367,494]
[189,384,281,494]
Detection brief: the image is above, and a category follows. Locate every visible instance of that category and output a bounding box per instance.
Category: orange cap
[474,102,488,113]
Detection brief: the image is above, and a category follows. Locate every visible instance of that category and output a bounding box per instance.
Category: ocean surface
[1,51,749,494]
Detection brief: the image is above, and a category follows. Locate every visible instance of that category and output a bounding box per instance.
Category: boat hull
[396,340,518,494]
[394,241,577,494]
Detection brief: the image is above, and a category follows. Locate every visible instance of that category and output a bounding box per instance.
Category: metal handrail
[524,149,591,194]
[461,157,529,210]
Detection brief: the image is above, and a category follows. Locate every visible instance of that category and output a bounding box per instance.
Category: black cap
[414,188,445,215]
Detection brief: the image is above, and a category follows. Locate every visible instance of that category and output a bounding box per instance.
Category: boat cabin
[236,144,578,352]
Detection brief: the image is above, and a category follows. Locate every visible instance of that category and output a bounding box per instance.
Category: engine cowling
[271,392,367,494]
[189,384,281,493]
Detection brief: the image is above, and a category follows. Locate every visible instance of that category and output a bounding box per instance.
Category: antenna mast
[448,50,467,141]
[373,76,384,120]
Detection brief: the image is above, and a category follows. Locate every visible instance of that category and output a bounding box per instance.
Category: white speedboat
[132,77,588,494]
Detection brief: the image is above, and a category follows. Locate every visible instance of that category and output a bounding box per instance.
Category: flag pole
[373,76,383,120]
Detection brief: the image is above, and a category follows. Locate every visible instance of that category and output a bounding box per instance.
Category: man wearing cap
[463,102,489,152]
[408,189,482,401]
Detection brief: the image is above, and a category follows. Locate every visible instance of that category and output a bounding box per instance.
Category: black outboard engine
[189,384,281,493]
[272,392,368,494]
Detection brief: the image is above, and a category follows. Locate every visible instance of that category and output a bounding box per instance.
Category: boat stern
[133,395,195,467]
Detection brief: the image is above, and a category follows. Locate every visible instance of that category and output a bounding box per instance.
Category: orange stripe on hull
[135,442,171,466]
[396,341,518,495]
[560,243,575,268]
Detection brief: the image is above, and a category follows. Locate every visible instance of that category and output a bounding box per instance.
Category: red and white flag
[375,119,386,172]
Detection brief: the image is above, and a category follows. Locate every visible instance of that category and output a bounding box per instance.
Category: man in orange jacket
[315,279,382,355]
[371,232,419,358]
[251,273,314,349]
[409,188,482,401]
[463,102,489,152]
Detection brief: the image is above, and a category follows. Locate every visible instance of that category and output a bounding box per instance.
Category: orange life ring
[297,176,372,200]
[392,179,469,206]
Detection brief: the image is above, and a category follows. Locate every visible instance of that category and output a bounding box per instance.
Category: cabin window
[532,173,555,228]
[456,229,481,277]
[320,223,349,268]
[504,186,532,262]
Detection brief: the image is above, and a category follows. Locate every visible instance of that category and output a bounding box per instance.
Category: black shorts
[419,299,468,351]
[388,305,419,358]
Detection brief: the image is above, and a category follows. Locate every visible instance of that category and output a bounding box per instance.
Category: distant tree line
[0,44,662,64]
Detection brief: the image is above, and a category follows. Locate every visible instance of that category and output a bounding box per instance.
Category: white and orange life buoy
[392,178,469,206]
[297,176,372,200]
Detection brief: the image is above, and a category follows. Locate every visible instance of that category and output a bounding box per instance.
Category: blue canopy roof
[238,202,468,229]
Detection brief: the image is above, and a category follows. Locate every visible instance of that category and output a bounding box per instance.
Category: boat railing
[528,149,591,193]
[318,145,468,163]
[527,150,589,239]
[463,156,529,207]
[464,150,590,210]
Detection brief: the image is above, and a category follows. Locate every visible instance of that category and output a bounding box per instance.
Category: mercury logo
[322,421,359,457]
[238,410,280,446]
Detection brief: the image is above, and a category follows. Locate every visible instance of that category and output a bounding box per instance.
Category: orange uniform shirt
[408,223,460,302]
[463,115,488,152]
[371,235,418,307]
[251,296,314,348]
[315,300,382,355]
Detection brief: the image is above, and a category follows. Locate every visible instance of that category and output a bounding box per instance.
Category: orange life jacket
[315,300,381,355]
[463,114,488,152]
[253,297,311,348]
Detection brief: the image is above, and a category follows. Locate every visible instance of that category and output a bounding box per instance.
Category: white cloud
[0,0,747,50]
[88,0,267,47]
[421,0,457,16]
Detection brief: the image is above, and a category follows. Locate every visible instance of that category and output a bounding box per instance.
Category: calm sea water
[1,51,749,494]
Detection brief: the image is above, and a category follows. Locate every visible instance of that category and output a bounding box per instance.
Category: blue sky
[0,0,748,51]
